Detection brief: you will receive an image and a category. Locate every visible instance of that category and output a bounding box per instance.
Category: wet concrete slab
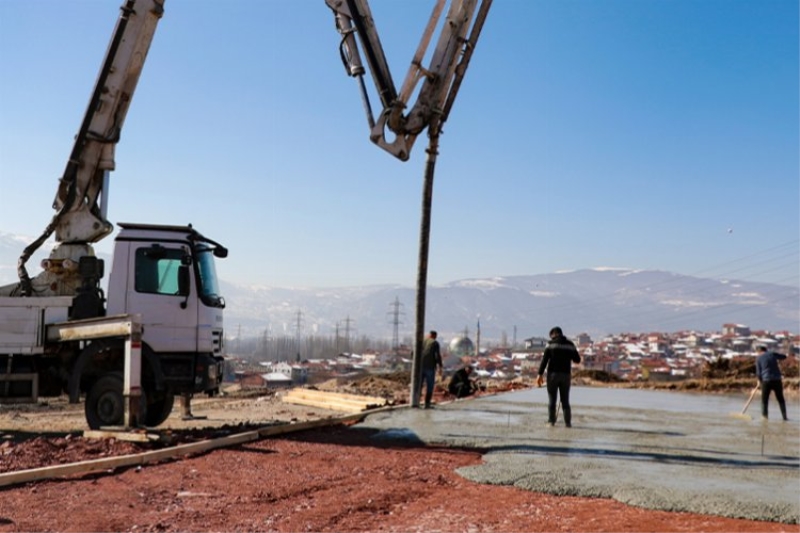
[360,386,800,524]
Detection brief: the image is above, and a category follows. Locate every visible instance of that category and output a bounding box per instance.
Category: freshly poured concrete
[360,387,800,524]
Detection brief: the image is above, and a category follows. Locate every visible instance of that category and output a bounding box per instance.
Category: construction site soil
[0,374,797,532]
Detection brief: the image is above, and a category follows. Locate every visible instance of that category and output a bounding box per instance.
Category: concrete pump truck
[0,0,227,429]
[0,0,491,428]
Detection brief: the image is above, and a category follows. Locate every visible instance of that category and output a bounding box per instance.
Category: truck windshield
[195,246,225,308]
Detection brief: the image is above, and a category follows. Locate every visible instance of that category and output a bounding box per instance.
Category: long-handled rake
[729,383,759,421]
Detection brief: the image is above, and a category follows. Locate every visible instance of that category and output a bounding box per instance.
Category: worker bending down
[449,365,479,398]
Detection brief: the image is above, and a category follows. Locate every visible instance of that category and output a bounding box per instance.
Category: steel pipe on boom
[324,0,492,406]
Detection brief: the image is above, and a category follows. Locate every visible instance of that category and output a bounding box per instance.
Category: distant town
[225,323,799,389]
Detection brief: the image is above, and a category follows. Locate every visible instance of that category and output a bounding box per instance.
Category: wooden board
[281,388,388,412]
[83,430,165,443]
[0,430,261,488]
[0,409,391,489]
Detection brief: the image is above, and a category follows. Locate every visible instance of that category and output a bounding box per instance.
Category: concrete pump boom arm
[12,0,164,296]
[324,0,492,161]
[52,0,165,245]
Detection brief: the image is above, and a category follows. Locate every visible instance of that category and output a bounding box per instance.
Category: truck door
[126,244,198,353]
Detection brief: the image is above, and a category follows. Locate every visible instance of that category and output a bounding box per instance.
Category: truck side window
[135,247,187,296]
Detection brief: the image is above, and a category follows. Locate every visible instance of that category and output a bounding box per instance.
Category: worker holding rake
[756,345,789,421]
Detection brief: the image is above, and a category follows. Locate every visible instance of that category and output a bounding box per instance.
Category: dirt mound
[607,377,799,396]
[699,355,799,380]
[703,357,756,379]
[344,372,411,401]
[314,372,533,404]
[574,369,625,383]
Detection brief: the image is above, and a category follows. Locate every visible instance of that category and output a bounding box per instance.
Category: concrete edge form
[0,409,383,488]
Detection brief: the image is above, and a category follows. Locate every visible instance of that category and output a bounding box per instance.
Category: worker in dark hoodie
[537,326,581,427]
[755,345,789,421]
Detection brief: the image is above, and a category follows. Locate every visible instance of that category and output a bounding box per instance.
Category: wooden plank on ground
[256,413,368,437]
[281,388,387,412]
[295,388,387,405]
[282,390,370,407]
[83,430,165,443]
[0,402,397,489]
[281,395,365,413]
[0,429,260,488]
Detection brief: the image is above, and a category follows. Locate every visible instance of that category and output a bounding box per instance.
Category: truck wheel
[145,391,175,427]
[85,373,125,429]
[84,373,148,429]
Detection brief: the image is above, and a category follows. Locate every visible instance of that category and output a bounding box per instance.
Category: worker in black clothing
[756,345,789,421]
[449,365,478,398]
[537,326,581,427]
[420,330,443,409]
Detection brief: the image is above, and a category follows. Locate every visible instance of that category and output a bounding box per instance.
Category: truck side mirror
[178,264,191,298]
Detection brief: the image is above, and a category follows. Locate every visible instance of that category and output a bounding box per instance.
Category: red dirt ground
[0,424,794,533]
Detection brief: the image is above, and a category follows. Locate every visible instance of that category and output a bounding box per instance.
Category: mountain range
[1,232,797,342]
[219,269,799,342]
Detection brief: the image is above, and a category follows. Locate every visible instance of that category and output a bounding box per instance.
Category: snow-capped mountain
[219,270,798,341]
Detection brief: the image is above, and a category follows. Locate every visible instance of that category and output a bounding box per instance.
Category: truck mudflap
[211,356,224,393]
[197,354,224,395]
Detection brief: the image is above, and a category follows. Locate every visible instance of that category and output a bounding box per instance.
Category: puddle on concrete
[489,385,776,415]
[454,406,526,426]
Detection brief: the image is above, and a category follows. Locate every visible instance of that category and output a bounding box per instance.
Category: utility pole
[236,324,241,354]
[342,315,355,354]
[387,297,404,351]
[261,326,272,360]
[294,310,304,362]
[476,315,481,357]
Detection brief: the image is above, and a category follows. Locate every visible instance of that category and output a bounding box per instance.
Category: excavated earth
[0,376,797,533]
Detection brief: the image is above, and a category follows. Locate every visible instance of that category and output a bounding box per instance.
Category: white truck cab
[108,223,226,359]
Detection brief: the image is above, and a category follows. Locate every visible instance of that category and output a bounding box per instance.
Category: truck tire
[144,390,175,427]
[84,372,148,429]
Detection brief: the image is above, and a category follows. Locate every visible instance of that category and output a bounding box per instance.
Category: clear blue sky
[1,0,798,289]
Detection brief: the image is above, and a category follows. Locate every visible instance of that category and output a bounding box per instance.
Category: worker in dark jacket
[449,365,478,398]
[537,326,581,427]
[755,345,788,421]
[420,330,443,409]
